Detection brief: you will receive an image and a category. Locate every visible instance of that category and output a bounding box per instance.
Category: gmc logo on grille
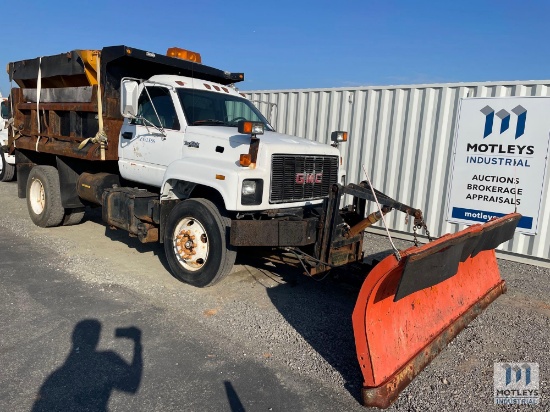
[295,173,323,184]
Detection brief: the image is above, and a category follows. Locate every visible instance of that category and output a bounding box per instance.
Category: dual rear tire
[26,166,84,227]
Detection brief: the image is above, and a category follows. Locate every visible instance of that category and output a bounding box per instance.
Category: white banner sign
[446,97,550,235]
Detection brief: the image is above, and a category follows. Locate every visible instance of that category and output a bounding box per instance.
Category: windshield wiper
[192,119,225,126]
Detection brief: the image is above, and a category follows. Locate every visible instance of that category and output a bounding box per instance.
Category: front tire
[0,147,16,182]
[164,198,236,287]
[26,166,65,228]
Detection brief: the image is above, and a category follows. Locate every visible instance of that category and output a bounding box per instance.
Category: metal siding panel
[244,80,550,265]
[297,92,308,139]
[307,92,319,141]
[348,90,368,185]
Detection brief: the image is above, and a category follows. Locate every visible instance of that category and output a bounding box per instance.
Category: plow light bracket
[238,121,264,168]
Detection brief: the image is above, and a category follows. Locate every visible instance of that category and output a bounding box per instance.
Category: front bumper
[230,217,318,247]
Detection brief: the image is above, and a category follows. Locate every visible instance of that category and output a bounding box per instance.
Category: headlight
[241,179,263,205]
[242,180,256,196]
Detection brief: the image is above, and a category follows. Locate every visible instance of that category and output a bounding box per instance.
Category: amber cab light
[240,154,252,167]
[166,47,202,63]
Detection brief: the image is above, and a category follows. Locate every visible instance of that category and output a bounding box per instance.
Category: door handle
[122,132,133,139]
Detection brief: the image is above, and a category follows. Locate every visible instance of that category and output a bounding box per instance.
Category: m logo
[502,363,531,385]
[480,105,527,139]
[493,362,539,405]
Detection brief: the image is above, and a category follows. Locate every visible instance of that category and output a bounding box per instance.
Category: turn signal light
[240,154,252,167]
[166,47,202,63]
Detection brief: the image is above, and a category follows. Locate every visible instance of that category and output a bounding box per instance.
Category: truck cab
[118,75,343,212]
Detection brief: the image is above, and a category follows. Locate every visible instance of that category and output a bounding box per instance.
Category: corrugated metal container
[244,81,550,267]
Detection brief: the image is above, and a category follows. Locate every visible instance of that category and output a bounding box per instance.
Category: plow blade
[352,213,521,408]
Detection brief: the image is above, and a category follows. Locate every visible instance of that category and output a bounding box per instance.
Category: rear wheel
[164,198,236,287]
[26,166,65,227]
[0,147,16,182]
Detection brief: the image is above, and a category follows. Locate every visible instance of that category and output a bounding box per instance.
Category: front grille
[270,154,339,203]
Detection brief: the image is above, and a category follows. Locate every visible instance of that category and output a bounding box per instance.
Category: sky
[1,0,550,96]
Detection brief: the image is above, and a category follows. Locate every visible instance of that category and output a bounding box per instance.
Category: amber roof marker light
[166,47,202,64]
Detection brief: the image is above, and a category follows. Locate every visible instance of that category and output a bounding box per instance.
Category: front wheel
[164,198,236,287]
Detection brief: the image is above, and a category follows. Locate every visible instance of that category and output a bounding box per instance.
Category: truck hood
[185,126,338,156]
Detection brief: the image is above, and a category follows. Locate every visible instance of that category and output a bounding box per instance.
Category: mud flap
[352,213,521,408]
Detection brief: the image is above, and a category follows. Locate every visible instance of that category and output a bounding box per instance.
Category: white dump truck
[6,45,520,408]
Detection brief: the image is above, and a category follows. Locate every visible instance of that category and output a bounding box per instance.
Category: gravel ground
[0,180,548,411]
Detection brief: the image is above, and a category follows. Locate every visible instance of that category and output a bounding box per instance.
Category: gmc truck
[5,45,520,408]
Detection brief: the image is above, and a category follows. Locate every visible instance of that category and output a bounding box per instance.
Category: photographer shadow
[32,319,143,412]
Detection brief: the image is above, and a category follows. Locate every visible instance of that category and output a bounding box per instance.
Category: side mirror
[120,78,139,118]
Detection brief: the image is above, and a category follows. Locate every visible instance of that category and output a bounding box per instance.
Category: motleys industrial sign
[446,97,550,235]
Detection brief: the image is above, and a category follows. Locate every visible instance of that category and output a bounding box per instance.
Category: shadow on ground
[32,319,143,412]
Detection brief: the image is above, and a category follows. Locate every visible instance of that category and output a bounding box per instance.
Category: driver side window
[133,87,180,130]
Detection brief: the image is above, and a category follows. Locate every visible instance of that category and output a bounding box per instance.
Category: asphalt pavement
[0,180,548,411]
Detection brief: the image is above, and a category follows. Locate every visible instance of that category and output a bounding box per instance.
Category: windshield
[177,88,273,130]
[0,101,9,120]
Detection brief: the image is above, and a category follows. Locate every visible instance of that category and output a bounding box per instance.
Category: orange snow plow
[352,213,521,408]
[291,183,521,408]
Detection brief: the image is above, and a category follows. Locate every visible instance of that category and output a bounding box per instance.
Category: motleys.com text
[463,211,500,220]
